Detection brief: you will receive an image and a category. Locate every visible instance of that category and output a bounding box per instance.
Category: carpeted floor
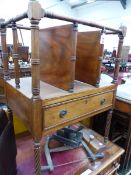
[16,134,89,175]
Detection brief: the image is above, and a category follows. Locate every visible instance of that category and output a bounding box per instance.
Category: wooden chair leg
[34,140,41,175]
[104,110,113,143]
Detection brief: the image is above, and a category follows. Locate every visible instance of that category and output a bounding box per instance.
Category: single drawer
[98,161,120,175]
[43,91,113,128]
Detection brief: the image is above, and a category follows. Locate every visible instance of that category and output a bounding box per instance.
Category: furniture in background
[93,76,131,174]
[114,79,131,172]
[0,63,31,78]
[0,1,126,174]
[121,46,130,63]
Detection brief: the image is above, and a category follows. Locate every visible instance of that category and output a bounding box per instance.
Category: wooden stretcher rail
[7,24,31,30]
[0,12,28,28]
[105,32,118,35]
[0,7,122,35]
[44,11,122,34]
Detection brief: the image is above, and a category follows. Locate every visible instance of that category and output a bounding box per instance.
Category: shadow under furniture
[0,1,126,174]
[115,79,131,172]
[93,77,131,174]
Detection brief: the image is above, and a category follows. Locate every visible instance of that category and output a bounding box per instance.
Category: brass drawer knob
[100,98,106,105]
[59,110,67,118]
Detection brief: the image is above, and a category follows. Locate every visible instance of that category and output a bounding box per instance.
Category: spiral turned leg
[104,110,113,143]
[34,140,41,175]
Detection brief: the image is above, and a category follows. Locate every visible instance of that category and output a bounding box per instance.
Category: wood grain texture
[12,25,20,88]
[0,28,10,80]
[5,77,115,137]
[0,78,5,95]
[30,19,40,99]
[115,98,131,171]
[5,81,32,134]
[18,46,29,62]
[113,35,124,83]
[75,31,103,86]
[115,98,131,115]
[43,91,113,129]
[0,78,6,103]
[39,24,76,91]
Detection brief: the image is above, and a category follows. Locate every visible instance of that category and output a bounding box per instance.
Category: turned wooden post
[12,22,20,88]
[30,15,41,175]
[30,19,40,99]
[104,110,113,143]
[0,21,10,80]
[96,29,105,87]
[113,33,124,83]
[96,56,103,87]
[69,23,78,92]
[28,1,43,174]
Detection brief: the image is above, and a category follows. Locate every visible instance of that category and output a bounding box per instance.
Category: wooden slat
[75,31,103,86]
[17,46,29,62]
[39,24,76,91]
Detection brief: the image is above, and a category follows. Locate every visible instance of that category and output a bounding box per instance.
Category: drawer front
[98,161,120,175]
[44,92,113,128]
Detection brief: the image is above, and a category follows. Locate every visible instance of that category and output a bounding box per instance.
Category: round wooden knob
[59,110,67,118]
[100,98,106,105]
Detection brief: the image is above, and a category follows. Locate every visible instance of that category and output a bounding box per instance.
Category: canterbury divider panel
[39,24,76,91]
[18,46,29,62]
[76,31,103,86]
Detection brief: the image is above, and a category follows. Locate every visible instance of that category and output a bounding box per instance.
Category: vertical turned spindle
[69,23,78,92]
[104,110,113,143]
[0,23,10,80]
[96,29,105,87]
[30,19,40,99]
[28,1,43,174]
[113,33,124,84]
[34,140,41,175]
[96,56,103,87]
[12,22,20,88]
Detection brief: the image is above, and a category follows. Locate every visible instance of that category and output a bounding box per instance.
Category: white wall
[0,0,131,53]
[0,0,76,50]
[74,0,131,52]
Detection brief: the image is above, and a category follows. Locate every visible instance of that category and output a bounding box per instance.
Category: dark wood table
[115,81,131,170]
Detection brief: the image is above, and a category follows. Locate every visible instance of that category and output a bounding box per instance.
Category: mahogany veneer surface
[39,24,74,91]
[5,77,115,137]
[76,31,103,86]
[6,77,114,101]
[0,78,6,103]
